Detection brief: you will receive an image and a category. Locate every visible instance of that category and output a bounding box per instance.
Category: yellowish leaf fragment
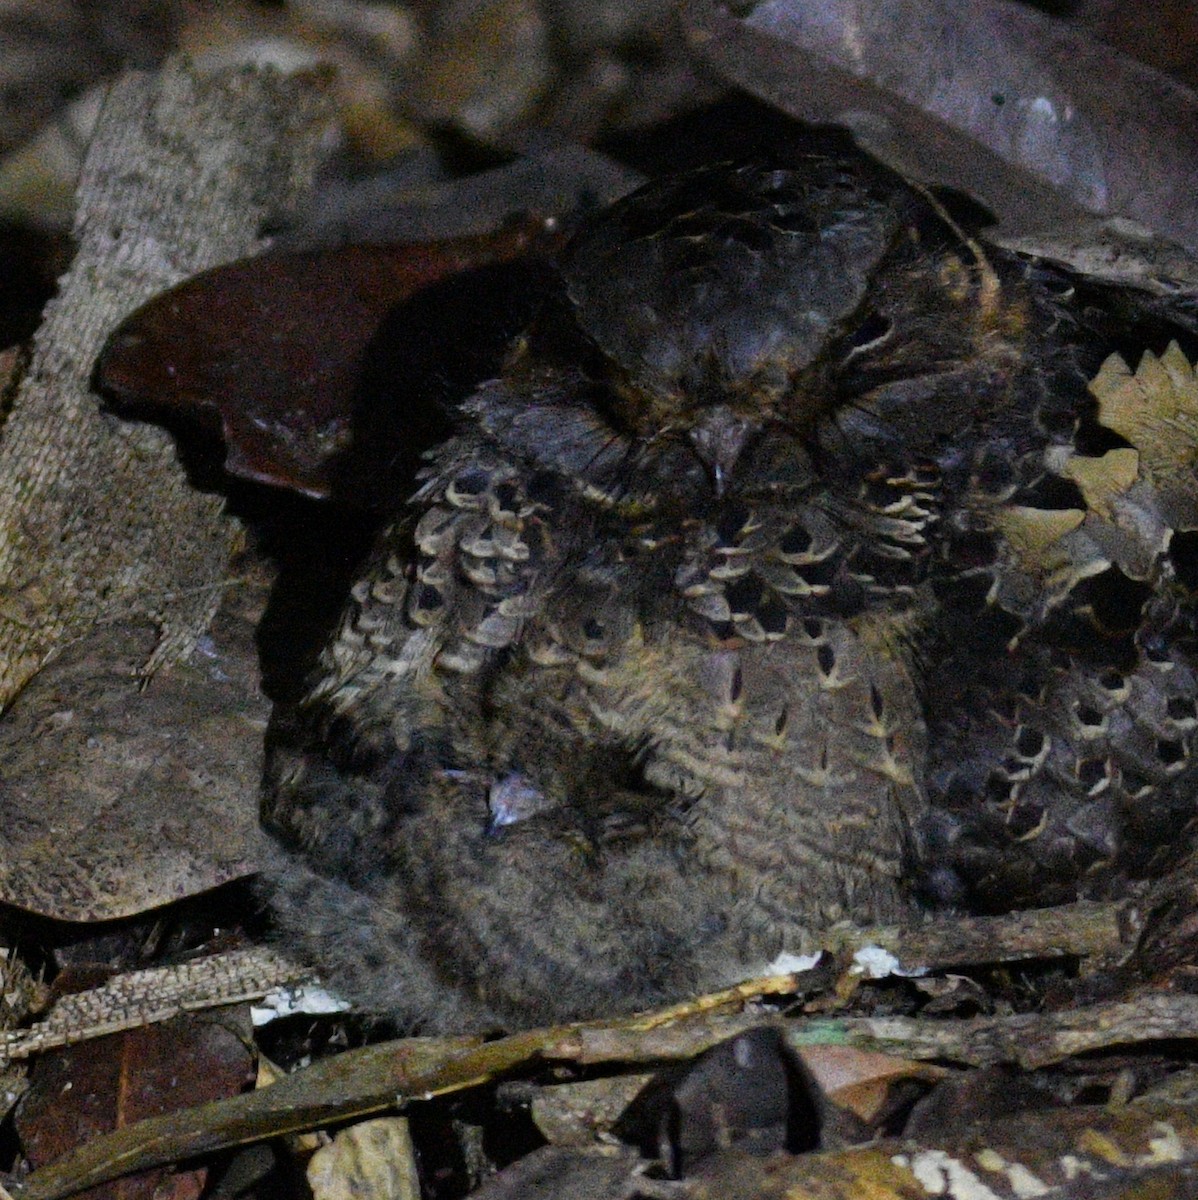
[1076,1126,1134,1167]
[992,505,1086,567]
[307,1117,420,1200]
[1089,342,1198,483]
[1061,447,1140,518]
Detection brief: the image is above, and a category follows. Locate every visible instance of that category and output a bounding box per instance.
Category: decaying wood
[0,59,332,707]
[844,993,1198,1070]
[820,898,1137,975]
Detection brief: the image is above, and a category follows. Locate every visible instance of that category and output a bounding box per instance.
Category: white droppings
[1146,1121,1185,1163]
[252,983,351,1025]
[1060,1155,1106,1182]
[975,1148,1052,1197]
[1003,1162,1053,1197]
[906,1149,1006,1200]
[852,944,926,979]
[854,945,899,977]
[763,951,822,975]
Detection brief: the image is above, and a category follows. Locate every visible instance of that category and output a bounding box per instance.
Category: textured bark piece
[1,947,304,1068]
[0,566,271,921]
[0,58,331,707]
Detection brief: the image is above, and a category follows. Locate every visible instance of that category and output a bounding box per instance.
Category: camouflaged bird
[262,152,1198,1031]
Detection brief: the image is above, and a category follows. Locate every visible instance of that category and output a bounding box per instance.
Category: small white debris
[252,984,351,1026]
[852,944,926,979]
[487,772,555,831]
[905,1149,1005,1199]
[1146,1121,1185,1164]
[1060,1155,1106,1182]
[763,951,822,975]
[975,1148,1052,1197]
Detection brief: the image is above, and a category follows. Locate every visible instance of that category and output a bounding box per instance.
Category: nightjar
[263,151,1198,1031]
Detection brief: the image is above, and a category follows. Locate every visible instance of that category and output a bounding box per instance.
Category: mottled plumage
[263,153,1198,1030]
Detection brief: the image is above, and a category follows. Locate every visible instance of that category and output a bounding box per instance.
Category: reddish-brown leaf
[15,1012,255,1200]
[96,220,564,499]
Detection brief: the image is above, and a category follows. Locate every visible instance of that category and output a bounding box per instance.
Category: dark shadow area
[0,877,267,989]
[330,255,555,508]
[0,222,71,349]
[601,90,866,178]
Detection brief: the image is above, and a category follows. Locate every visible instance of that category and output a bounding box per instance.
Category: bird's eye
[841,312,893,360]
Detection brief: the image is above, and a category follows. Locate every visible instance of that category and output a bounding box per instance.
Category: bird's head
[469,154,1019,510]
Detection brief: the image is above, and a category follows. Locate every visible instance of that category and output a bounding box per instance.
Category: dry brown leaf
[683,0,1198,265]
[0,568,271,921]
[796,1045,947,1125]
